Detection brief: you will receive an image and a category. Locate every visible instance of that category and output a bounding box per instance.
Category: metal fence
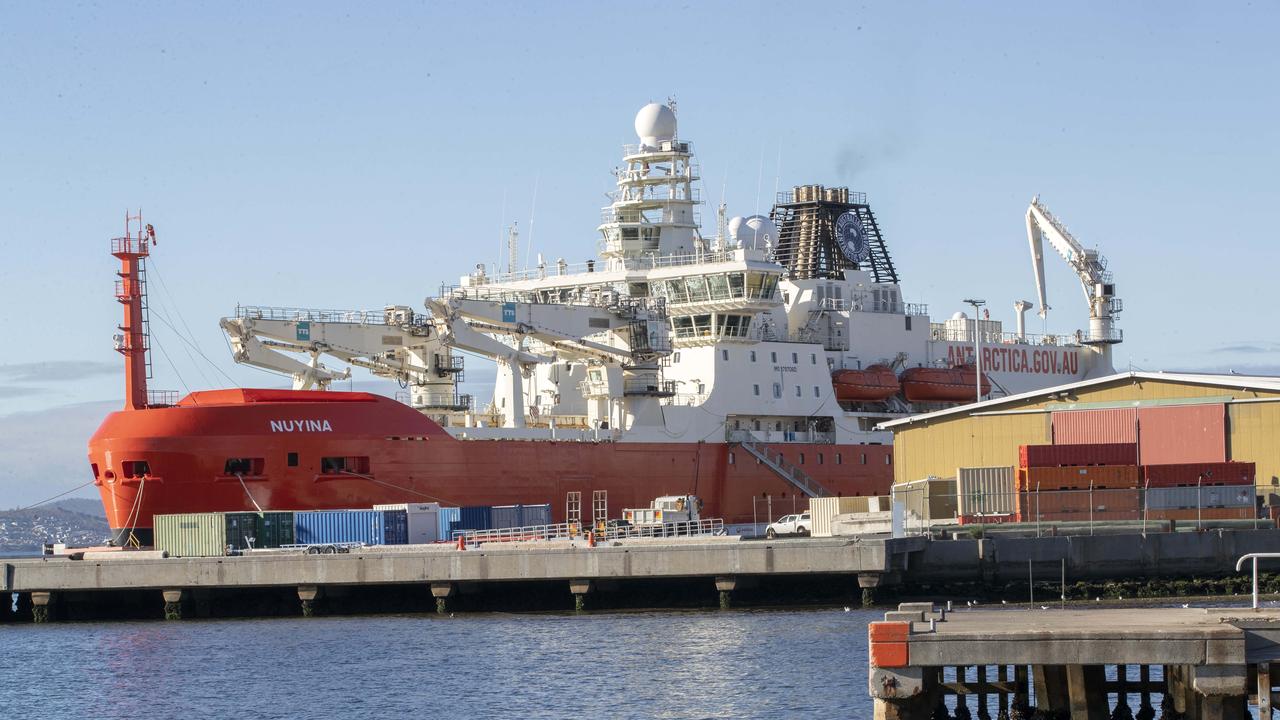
[452,518,725,546]
[889,484,1263,536]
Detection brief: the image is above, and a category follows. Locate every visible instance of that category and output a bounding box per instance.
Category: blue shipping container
[491,505,522,529]
[454,506,493,533]
[437,507,461,540]
[382,509,409,545]
[294,510,386,545]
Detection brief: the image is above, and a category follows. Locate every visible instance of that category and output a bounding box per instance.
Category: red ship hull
[88,389,893,541]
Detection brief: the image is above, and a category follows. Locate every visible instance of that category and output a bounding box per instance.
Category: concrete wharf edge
[2,536,922,594]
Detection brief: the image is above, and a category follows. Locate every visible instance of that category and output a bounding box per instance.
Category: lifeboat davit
[900,364,991,403]
[832,365,900,402]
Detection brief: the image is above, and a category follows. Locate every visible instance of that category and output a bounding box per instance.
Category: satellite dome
[727,216,746,245]
[737,215,777,249]
[635,103,677,147]
[951,311,969,321]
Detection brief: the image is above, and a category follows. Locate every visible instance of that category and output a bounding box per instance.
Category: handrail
[1235,553,1280,609]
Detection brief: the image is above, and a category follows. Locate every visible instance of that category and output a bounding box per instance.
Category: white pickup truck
[765,511,811,539]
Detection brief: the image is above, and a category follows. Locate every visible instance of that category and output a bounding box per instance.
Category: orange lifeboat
[832,365,900,402]
[899,364,991,403]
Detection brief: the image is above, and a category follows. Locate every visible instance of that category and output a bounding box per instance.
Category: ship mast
[111,211,155,410]
[597,100,703,263]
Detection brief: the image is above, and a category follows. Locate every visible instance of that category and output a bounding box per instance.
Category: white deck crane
[1025,195,1123,366]
[425,292,672,430]
[220,305,469,410]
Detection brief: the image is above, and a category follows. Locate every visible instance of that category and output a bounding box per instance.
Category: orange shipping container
[1146,507,1255,522]
[1019,465,1141,491]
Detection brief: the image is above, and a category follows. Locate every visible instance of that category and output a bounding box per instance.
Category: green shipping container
[225,512,296,550]
[154,512,227,557]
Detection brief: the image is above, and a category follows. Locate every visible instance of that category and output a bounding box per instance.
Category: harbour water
[1,607,876,718]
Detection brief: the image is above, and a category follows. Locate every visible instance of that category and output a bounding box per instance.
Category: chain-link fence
[889,483,1262,536]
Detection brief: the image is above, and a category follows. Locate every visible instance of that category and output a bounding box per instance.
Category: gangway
[727,431,834,498]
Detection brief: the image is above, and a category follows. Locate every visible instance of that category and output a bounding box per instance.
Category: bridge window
[753,384,760,396]
[772,383,782,399]
[287,452,299,467]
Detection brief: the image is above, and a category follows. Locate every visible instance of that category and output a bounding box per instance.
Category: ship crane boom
[1025,196,1122,360]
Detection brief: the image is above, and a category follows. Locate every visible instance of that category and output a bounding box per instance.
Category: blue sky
[1,1,1277,504]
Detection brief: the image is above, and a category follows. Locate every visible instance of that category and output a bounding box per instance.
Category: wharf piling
[868,603,1280,719]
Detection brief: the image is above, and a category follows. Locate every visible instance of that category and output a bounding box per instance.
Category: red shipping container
[1020,465,1141,490]
[1052,408,1137,444]
[1136,404,1226,465]
[1142,461,1255,488]
[1019,442,1139,468]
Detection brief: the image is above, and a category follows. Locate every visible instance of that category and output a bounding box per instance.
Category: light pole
[963,298,986,403]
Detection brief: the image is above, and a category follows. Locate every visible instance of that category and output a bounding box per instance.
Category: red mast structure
[111,211,156,410]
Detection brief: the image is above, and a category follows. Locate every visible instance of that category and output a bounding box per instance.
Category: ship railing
[929,326,1069,347]
[604,186,702,208]
[775,189,867,205]
[235,304,418,326]
[845,300,929,316]
[452,518,725,546]
[110,236,150,256]
[146,390,179,407]
[620,140,694,158]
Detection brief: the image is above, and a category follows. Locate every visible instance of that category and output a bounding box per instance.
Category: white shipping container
[374,502,442,544]
[956,466,1016,517]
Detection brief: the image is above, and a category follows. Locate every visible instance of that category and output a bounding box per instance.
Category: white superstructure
[222,102,1120,449]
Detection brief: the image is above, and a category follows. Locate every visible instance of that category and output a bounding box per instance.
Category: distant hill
[0,498,111,553]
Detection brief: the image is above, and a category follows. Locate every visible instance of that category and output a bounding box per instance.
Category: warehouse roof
[878,371,1280,430]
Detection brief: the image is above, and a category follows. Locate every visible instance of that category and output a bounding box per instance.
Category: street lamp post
[963,298,986,403]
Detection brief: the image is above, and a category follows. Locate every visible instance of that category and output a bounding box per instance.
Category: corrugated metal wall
[1052,408,1137,444]
[892,377,1280,496]
[956,466,1016,516]
[1137,404,1226,465]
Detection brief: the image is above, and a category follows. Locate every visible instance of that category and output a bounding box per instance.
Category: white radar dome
[635,102,677,148]
[951,311,969,321]
[730,214,777,249]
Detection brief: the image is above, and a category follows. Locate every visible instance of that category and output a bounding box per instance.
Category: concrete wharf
[3,535,921,620]
[869,604,1280,719]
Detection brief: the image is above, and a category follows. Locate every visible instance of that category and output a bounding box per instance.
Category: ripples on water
[1,608,877,719]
